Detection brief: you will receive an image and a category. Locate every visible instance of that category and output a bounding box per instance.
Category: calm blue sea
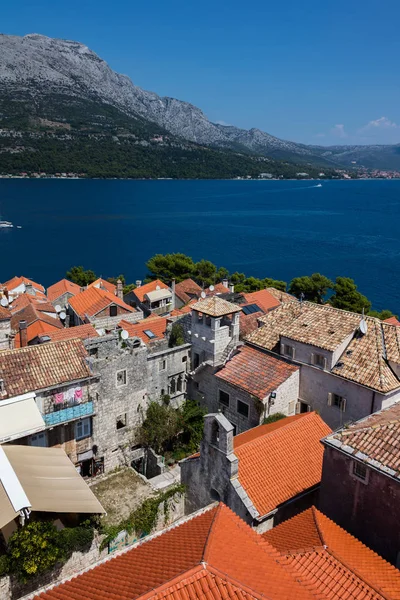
[0,179,399,312]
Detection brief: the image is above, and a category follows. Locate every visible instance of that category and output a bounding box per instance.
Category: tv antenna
[59,311,66,320]
[201,291,206,299]
[209,285,214,292]
[121,329,129,340]
[55,304,62,313]
[359,309,368,335]
[156,285,160,290]
[0,297,9,307]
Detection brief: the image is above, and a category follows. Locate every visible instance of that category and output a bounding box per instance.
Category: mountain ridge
[1,33,399,172]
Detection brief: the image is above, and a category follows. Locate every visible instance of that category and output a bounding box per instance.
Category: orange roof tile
[174,278,202,304]
[205,282,230,296]
[233,412,332,516]
[3,275,45,293]
[47,278,82,302]
[134,280,170,303]
[69,286,134,319]
[171,304,192,316]
[10,293,56,316]
[119,315,167,345]
[89,278,117,294]
[242,289,281,313]
[384,316,400,326]
[13,320,61,348]
[39,324,99,343]
[34,504,315,600]
[239,311,264,336]
[0,305,11,320]
[264,506,400,599]
[216,346,299,400]
[0,339,91,398]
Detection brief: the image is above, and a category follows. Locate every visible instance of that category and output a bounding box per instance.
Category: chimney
[116,279,123,300]
[135,280,142,288]
[19,320,28,347]
[25,283,35,296]
[222,279,229,289]
[171,278,176,312]
[229,284,235,293]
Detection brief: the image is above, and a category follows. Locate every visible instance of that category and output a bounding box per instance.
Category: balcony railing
[43,401,94,427]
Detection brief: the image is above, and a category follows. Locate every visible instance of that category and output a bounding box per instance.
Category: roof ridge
[310,506,326,547]
[235,413,315,450]
[205,565,264,600]
[202,502,222,562]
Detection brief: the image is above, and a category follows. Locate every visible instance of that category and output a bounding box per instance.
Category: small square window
[159,360,166,371]
[313,353,325,368]
[219,390,230,407]
[329,393,346,411]
[116,369,127,387]
[283,344,294,358]
[89,347,98,358]
[182,356,187,363]
[109,305,118,317]
[116,413,127,430]
[237,400,249,418]
[352,461,368,483]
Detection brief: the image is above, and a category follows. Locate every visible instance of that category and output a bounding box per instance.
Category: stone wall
[0,318,11,350]
[146,343,191,407]
[320,445,400,565]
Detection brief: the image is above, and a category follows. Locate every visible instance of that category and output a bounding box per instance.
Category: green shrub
[58,527,94,556]
[0,554,10,577]
[263,413,287,425]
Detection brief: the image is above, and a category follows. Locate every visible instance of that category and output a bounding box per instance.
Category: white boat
[316,183,322,188]
[0,221,13,228]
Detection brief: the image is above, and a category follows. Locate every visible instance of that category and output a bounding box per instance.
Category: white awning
[0,445,105,529]
[0,393,45,443]
[145,289,172,303]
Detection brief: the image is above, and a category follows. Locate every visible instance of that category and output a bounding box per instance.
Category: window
[29,431,47,447]
[89,347,98,358]
[116,369,127,387]
[283,344,295,359]
[170,378,176,394]
[237,400,249,418]
[76,417,91,440]
[182,356,187,363]
[144,329,156,339]
[211,421,219,445]
[159,359,166,371]
[193,353,200,369]
[109,305,118,317]
[288,400,295,414]
[116,413,127,430]
[177,375,183,392]
[328,393,346,411]
[219,390,230,407]
[352,461,368,483]
[0,379,4,394]
[312,353,326,368]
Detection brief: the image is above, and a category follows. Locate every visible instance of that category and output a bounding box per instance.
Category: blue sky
[2,0,400,145]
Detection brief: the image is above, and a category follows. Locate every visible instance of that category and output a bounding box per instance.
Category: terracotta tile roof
[119,315,167,345]
[89,278,117,294]
[10,293,56,316]
[265,287,296,303]
[264,506,400,599]
[34,503,316,600]
[134,280,170,303]
[47,278,81,302]
[233,412,332,516]
[242,289,281,313]
[191,296,242,317]
[324,403,400,478]
[0,305,11,320]
[14,320,61,348]
[0,339,91,398]
[239,311,264,337]
[69,286,134,319]
[171,305,192,316]
[10,304,63,346]
[39,324,99,343]
[330,317,400,393]
[3,275,45,293]
[216,346,299,400]
[384,316,400,326]
[174,278,202,304]
[248,302,400,394]
[205,282,230,296]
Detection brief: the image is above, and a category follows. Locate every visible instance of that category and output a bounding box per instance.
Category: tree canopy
[66,265,97,287]
[330,277,371,314]
[288,273,333,304]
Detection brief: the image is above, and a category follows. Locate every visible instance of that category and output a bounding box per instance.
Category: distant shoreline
[0,176,399,181]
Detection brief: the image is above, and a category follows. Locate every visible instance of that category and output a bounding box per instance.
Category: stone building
[0,305,11,350]
[68,285,142,329]
[173,278,202,308]
[319,403,400,566]
[2,275,45,301]
[126,279,174,317]
[47,278,82,309]
[247,301,400,429]
[0,339,99,474]
[195,345,299,434]
[181,411,331,531]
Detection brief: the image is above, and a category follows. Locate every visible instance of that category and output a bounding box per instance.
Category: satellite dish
[156,285,160,290]
[359,319,368,335]
[121,329,129,340]
[55,304,62,313]
[201,291,206,299]
[209,285,215,291]
[59,311,67,320]
[0,297,9,307]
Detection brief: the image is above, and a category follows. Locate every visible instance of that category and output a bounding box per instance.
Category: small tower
[190,296,242,367]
